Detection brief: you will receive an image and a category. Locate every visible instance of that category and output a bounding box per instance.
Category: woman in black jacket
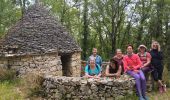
[150,41,166,93]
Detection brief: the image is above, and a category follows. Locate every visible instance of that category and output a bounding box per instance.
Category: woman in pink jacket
[123,44,148,100]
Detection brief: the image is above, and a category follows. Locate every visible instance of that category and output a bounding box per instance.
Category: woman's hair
[151,41,161,51]
[126,44,133,49]
[110,58,118,67]
[116,49,122,53]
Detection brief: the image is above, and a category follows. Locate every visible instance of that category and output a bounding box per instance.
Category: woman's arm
[105,65,116,77]
[134,55,142,70]
[159,51,163,60]
[116,65,122,76]
[143,53,151,67]
[123,57,131,72]
[97,72,101,77]
[85,73,94,78]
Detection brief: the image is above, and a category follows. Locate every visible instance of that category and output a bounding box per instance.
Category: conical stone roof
[0,4,81,56]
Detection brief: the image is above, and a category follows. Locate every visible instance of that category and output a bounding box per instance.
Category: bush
[163,64,170,87]
[0,67,16,81]
[18,72,45,98]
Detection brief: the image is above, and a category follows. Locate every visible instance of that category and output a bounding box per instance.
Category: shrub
[163,64,170,87]
[0,67,16,81]
[18,72,45,98]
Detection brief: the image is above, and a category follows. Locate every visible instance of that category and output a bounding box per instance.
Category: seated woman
[123,44,148,100]
[85,57,101,78]
[137,45,152,79]
[105,58,122,78]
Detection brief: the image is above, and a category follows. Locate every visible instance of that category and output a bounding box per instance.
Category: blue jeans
[127,70,146,97]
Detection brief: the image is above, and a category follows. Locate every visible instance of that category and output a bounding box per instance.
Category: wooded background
[0,0,169,67]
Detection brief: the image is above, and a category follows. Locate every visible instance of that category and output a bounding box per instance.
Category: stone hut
[0,4,81,77]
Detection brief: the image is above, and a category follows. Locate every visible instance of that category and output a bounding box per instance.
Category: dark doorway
[61,54,72,76]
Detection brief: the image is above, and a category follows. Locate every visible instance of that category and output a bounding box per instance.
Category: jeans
[127,70,146,97]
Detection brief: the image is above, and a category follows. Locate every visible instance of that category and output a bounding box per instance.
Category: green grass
[148,89,170,100]
[0,71,44,100]
[0,80,23,100]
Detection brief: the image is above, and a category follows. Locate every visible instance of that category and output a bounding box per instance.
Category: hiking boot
[159,86,163,93]
[162,84,167,93]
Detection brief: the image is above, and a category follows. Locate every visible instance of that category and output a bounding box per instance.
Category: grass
[148,89,170,100]
[0,69,44,100]
[0,80,23,100]
[121,88,170,100]
[0,67,16,81]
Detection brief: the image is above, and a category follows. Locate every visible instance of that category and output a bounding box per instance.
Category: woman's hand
[115,73,121,78]
[127,66,133,70]
[94,75,100,79]
[129,66,134,69]
[134,70,139,73]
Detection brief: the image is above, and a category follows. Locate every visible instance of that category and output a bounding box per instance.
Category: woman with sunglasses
[150,41,166,93]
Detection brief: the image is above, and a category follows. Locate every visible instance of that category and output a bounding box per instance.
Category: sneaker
[139,96,144,100]
[162,84,167,92]
[159,86,163,93]
[143,96,149,100]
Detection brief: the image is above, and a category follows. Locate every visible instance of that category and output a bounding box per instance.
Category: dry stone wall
[43,75,135,100]
[0,53,62,76]
[70,52,81,77]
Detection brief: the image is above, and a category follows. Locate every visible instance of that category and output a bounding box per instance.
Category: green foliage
[0,0,169,62]
[120,93,138,100]
[17,73,45,98]
[40,0,170,61]
[0,73,45,100]
[0,0,21,37]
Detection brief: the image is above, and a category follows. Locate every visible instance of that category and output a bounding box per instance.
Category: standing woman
[150,41,166,93]
[88,48,102,66]
[123,44,148,100]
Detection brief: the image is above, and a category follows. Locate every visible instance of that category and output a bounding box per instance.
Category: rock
[81,80,87,84]
[66,94,71,98]
[106,97,113,100]
[106,81,113,86]
[91,84,98,92]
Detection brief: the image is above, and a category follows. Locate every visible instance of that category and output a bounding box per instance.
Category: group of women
[84,41,166,100]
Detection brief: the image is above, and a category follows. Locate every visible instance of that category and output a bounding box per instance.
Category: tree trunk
[19,0,26,15]
[82,0,89,60]
[111,0,117,54]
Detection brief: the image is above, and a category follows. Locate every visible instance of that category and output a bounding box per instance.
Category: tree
[81,0,89,60]
[0,0,21,37]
